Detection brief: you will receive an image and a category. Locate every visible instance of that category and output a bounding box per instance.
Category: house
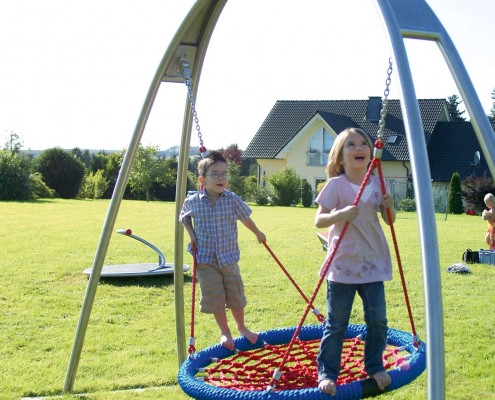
[243,98,494,203]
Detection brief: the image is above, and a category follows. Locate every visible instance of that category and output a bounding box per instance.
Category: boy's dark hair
[198,151,227,176]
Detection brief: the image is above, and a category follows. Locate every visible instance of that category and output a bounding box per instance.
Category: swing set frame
[63,1,495,399]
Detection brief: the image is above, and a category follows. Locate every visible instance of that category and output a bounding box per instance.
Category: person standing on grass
[482,193,495,249]
[314,127,396,395]
[179,151,266,351]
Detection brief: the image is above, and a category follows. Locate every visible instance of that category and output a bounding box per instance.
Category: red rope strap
[188,247,198,357]
[262,242,324,323]
[375,158,419,346]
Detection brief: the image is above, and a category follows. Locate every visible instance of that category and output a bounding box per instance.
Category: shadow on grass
[96,273,193,288]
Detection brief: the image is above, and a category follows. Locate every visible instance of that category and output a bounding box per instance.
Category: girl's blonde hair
[326,127,373,178]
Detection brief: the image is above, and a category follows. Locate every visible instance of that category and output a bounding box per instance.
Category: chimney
[366,96,382,122]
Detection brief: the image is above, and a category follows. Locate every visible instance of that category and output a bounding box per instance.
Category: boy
[179,151,266,350]
[482,193,495,249]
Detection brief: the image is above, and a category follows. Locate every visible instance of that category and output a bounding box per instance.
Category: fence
[387,178,449,220]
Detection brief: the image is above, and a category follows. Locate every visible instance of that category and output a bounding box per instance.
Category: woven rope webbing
[202,337,408,391]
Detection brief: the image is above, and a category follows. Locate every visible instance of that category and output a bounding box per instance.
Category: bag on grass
[447,263,471,274]
[462,249,479,263]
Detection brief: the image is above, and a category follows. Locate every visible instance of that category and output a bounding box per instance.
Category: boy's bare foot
[318,379,336,395]
[238,327,258,344]
[220,334,235,351]
[372,371,391,391]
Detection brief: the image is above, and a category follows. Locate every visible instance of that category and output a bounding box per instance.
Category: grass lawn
[1,199,494,400]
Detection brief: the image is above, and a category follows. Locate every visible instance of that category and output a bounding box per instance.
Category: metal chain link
[182,60,206,156]
[377,58,393,141]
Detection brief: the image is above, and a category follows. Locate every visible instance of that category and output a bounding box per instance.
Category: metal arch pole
[63,80,159,393]
[165,0,229,365]
[62,0,224,392]
[375,1,445,399]
[63,71,160,392]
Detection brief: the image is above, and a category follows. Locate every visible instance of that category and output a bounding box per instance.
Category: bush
[268,167,301,206]
[301,181,313,207]
[253,186,270,206]
[35,148,85,199]
[0,151,32,200]
[243,175,258,202]
[398,198,416,212]
[448,172,463,214]
[317,180,327,194]
[80,170,109,199]
[29,173,54,199]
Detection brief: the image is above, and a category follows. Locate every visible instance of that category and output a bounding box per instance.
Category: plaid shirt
[179,189,252,266]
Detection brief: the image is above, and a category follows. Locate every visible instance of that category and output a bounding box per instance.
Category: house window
[307,128,334,165]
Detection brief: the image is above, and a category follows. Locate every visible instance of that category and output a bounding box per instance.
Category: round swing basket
[178,324,426,400]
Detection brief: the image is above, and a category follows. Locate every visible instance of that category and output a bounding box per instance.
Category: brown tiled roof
[243,99,447,161]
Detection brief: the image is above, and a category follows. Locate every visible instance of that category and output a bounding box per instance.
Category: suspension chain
[181,59,207,157]
[377,58,393,142]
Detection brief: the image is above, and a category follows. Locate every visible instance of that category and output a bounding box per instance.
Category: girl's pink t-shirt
[315,174,393,284]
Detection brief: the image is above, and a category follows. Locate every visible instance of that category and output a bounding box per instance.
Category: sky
[0,0,494,152]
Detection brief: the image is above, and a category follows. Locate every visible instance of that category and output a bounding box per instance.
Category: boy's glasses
[205,172,229,180]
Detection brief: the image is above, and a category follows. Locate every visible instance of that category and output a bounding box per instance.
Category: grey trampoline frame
[63,1,495,399]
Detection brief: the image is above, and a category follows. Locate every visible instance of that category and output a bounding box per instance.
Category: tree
[446,94,465,121]
[0,150,32,200]
[89,151,108,173]
[104,151,125,198]
[268,167,301,206]
[35,147,85,198]
[72,147,91,168]
[128,145,174,201]
[489,88,495,122]
[448,172,463,214]
[3,130,23,154]
[226,161,245,198]
[221,144,243,165]
[462,172,495,213]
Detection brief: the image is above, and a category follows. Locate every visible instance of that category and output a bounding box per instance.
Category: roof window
[387,135,398,144]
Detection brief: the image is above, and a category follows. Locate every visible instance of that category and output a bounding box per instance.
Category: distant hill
[158,145,201,158]
[21,145,201,158]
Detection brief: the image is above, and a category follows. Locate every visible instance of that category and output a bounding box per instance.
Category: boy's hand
[256,231,266,244]
[189,234,197,249]
[482,209,492,220]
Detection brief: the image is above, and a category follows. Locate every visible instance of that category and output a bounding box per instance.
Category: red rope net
[199,337,409,391]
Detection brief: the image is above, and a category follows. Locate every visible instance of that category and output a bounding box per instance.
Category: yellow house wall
[256,117,411,192]
[281,118,330,188]
[257,159,287,187]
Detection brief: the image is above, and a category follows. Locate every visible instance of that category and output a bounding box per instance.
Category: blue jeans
[317,281,388,383]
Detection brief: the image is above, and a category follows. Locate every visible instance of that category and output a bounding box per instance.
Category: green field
[1,200,494,399]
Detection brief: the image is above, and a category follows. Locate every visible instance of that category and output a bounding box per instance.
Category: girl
[314,127,396,395]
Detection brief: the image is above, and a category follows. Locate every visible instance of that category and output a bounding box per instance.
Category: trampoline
[83,228,189,278]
